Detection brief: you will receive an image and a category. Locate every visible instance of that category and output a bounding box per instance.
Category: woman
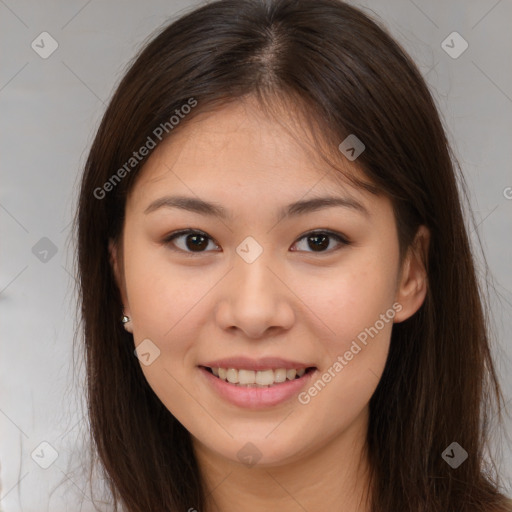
[75,0,512,510]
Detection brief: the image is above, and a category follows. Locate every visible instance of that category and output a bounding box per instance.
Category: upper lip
[200,357,315,371]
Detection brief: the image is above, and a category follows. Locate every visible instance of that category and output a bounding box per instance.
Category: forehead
[128,98,371,209]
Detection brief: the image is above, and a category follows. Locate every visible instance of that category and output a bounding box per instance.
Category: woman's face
[112,98,427,467]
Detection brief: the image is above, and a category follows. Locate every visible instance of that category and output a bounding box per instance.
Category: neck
[193,407,373,512]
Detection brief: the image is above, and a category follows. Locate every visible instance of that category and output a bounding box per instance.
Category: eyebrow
[144,194,369,220]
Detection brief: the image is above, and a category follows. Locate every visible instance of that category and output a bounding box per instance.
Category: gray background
[1,0,511,510]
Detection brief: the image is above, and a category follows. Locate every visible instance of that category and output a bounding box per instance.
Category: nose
[214,251,295,339]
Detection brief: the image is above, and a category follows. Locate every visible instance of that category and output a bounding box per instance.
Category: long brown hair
[74,1,511,510]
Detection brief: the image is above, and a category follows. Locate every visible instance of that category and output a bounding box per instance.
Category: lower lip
[198,366,317,409]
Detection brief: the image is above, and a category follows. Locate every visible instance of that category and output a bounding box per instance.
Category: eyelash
[162,228,351,256]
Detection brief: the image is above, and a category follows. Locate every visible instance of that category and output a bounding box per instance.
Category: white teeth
[238,369,256,385]
[256,369,275,385]
[226,368,238,384]
[274,368,287,383]
[210,366,310,386]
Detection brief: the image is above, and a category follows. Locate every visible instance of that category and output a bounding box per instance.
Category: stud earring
[121,313,133,333]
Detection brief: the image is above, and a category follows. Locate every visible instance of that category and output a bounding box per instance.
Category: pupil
[186,234,208,251]
[309,234,328,251]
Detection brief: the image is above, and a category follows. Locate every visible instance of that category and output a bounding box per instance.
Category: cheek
[122,246,212,422]
[123,243,221,364]
[296,248,398,415]
[301,248,397,351]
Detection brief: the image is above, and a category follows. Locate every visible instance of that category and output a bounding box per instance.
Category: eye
[163,229,220,254]
[163,228,350,255]
[291,230,350,253]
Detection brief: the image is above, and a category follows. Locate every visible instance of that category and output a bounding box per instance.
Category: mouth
[201,366,317,387]
[198,357,318,408]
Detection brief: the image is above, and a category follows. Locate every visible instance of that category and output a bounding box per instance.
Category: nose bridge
[215,236,294,337]
[233,238,276,298]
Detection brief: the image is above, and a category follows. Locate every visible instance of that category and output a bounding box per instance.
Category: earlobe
[393,225,430,323]
[121,313,134,334]
[109,238,133,332]
[109,238,121,285]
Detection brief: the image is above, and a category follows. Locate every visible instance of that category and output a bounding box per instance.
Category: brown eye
[291,230,349,253]
[164,230,219,254]
[184,233,209,251]
[163,229,350,256]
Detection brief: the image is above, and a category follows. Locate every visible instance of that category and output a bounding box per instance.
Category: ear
[109,238,133,332]
[393,225,430,323]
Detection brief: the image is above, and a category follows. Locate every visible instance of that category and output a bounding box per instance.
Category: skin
[111,96,429,512]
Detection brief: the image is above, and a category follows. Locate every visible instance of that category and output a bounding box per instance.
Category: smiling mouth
[201,366,317,387]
